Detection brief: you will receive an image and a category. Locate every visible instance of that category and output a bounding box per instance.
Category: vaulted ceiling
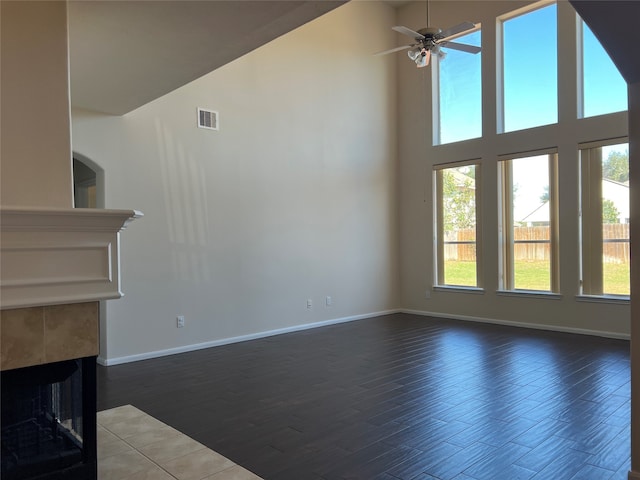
[570,0,640,85]
[68,1,345,115]
[68,1,640,116]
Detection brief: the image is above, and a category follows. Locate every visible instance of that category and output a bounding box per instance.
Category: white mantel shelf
[0,207,143,310]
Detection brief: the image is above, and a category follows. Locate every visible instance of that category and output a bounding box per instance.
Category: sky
[436,3,628,145]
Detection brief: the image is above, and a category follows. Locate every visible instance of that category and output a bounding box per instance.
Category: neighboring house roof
[515,178,629,225]
[602,178,630,221]
[519,201,549,224]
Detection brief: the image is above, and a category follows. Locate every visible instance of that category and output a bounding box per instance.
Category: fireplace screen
[1,357,96,480]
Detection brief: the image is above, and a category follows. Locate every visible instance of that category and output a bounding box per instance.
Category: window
[499,1,557,133]
[580,141,630,296]
[434,28,482,145]
[434,162,481,287]
[579,19,627,118]
[498,152,559,292]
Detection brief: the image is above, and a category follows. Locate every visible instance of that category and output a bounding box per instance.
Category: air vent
[197,108,219,131]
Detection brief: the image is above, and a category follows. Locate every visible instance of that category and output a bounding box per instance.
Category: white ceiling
[68,0,345,115]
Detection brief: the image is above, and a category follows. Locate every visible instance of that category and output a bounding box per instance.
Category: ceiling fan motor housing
[417,27,442,38]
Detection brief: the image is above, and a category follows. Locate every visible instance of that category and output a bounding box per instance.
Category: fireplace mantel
[0,207,142,310]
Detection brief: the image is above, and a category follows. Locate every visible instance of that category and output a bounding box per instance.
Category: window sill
[575,294,630,305]
[433,286,484,295]
[496,290,562,300]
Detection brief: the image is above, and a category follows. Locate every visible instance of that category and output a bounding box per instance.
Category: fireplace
[1,357,96,480]
[0,207,141,480]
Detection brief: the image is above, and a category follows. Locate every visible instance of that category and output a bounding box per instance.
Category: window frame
[496,0,558,134]
[433,160,483,290]
[432,24,482,146]
[576,16,628,119]
[579,138,630,299]
[498,149,560,293]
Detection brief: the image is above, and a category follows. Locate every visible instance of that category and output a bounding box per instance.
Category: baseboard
[401,308,631,340]
[98,309,401,366]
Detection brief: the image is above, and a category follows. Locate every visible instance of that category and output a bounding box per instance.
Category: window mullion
[499,161,514,290]
[589,147,604,294]
[549,154,560,292]
[435,170,445,286]
[475,166,483,288]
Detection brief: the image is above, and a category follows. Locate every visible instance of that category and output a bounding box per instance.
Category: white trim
[97,309,401,366]
[433,286,484,295]
[579,136,629,151]
[576,294,630,305]
[496,290,562,300]
[98,307,630,366]
[0,208,141,310]
[401,308,630,340]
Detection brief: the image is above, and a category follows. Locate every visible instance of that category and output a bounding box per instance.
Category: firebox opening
[1,357,97,480]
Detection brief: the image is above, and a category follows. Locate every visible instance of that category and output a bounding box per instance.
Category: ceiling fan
[376,21,481,68]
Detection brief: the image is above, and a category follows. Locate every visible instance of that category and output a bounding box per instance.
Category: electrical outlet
[177,315,185,328]
[425,289,431,299]
[325,296,332,307]
[307,299,313,310]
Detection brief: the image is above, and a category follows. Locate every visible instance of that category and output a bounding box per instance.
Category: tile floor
[98,405,263,480]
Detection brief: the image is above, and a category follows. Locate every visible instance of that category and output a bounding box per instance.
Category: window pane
[511,155,551,290]
[601,143,629,295]
[441,165,477,286]
[502,4,557,132]
[437,30,482,145]
[581,21,627,118]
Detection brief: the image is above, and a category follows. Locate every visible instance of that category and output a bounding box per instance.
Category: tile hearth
[98,405,262,480]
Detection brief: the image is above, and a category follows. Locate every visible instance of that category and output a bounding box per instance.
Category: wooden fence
[445,224,630,263]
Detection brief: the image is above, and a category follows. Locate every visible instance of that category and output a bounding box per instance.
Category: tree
[603,149,629,183]
[539,185,550,203]
[442,170,476,233]
[602,198,620,224]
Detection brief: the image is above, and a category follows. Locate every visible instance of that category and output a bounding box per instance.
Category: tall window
[499,1,557,133]
[580,141,630,296]
[434,163,481,287]
[434,28,482,145]
[499,152,559,292]
[579,19,627,118]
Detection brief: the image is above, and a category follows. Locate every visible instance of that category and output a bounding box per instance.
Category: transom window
[433,28,482,145]
[579,19,628,118]
[498,1,558,133]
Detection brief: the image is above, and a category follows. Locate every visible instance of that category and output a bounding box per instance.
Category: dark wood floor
[97,313,630,480]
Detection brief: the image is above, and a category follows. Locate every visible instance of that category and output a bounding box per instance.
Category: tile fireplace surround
[0,207,141,479]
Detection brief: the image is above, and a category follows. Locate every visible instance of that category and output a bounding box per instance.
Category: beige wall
[72,1,400,363]
[1,1,73,208]
[397,1,630,336]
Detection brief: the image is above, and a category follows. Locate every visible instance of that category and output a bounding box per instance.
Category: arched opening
[72,153,104,209]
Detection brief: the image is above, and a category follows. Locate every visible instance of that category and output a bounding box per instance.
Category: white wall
[398,1,630,337]
[72,1,400,363]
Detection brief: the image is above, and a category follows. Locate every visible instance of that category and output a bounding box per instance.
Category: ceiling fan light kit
[408,47,431,67]
[375,20,480,68]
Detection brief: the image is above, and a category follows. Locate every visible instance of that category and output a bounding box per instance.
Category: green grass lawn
[445,260,630,295]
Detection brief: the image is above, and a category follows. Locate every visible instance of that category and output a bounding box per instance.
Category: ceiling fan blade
[440,41,481,54]
[373,44,415,56]
[392,25,425,40]
[437,21,477,40]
